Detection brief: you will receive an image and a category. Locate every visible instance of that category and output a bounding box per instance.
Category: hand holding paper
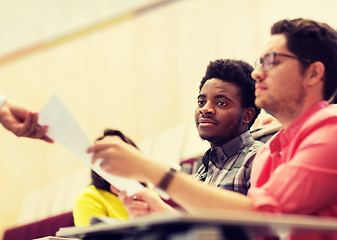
[38,94,144,195]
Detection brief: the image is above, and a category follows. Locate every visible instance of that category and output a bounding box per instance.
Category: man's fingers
[19,114,53,143]
[87,143,114,154]
[14,111,31,136]
[121,195,150,218]
[25,112,39,136]
[42,135,54,143]
[27,125,48,140]
[92,155,114,173]
[38,125,54,143]
[87,136,124,153]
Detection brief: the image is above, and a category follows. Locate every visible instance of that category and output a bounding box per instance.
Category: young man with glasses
[250,18,337,217]
[89,18,337,239]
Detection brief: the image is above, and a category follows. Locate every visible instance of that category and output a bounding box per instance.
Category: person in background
[0,94,53,143]
[250,109,280,129]
[88,18,337,240]
[250,109,282,143]
[73,129,150,226]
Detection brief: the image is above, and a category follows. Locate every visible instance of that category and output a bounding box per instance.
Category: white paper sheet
[38,94,143,195]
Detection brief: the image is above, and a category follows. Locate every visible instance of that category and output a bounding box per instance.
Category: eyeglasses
[255,52,312,71]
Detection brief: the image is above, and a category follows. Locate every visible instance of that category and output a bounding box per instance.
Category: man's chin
[255,98,269,110]
[199,135,213,142]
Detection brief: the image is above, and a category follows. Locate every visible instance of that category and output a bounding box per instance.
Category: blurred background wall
[1,0,337,237]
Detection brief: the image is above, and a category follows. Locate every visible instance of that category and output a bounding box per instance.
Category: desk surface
[56,209,337,239]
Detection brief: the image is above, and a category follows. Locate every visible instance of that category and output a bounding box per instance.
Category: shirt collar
[202,131,252,167]
[281,100,329,144]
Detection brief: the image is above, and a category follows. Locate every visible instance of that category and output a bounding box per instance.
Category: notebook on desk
[56,210,337,240]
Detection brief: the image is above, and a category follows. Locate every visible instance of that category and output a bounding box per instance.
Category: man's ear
[306,61,325,86]
[243,107,255,125]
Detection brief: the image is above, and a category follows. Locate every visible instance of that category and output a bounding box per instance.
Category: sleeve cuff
[248,187,280,213]
[0,95,7,108]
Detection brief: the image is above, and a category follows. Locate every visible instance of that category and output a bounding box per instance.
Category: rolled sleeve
[249,161,337,214]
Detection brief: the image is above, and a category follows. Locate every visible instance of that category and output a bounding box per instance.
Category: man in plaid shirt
[194,59,264,195]
[114,59,265,217]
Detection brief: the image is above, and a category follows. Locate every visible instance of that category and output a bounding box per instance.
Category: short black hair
[271,18,337,101]
[199,59,260,128]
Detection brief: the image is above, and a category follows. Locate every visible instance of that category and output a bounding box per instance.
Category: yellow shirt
[73,185,129,226]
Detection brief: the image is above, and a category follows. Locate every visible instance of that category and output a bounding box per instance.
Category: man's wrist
[156,167,178,191]
[0,95,7,109]
[153,164,181,200]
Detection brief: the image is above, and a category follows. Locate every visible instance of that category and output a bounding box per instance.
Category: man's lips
[198,118,217,126]
[255,85,267,94]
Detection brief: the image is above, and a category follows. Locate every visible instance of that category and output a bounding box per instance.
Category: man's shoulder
[234,139,264,168]
[301,103,337,130]
[243,134,265,152]
[250,140,265,151]
[317,103,337,118]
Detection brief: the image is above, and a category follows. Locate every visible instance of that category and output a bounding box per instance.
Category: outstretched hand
[0,99,53,143]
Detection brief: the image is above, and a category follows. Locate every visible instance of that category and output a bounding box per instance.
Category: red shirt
[249,101,337,239]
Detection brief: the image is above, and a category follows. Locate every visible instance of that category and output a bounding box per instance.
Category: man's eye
[197,100,205,106]
[217,101,228,106]
[264,59,274,67]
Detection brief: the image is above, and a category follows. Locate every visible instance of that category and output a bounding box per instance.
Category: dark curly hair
[271,18,337,101]
[91,129,139,193]
[199,59,260,128]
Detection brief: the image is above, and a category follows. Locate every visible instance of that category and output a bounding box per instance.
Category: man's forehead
[261,34,288,56]
[199,79,240,99]
[201,79,238,91]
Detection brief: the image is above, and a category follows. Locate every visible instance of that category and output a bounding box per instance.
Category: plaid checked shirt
[194,131,264,195]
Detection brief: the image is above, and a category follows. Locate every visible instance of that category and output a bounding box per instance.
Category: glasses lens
[262,53,274,70]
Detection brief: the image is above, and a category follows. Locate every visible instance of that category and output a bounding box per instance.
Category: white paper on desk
[38,94,143,195]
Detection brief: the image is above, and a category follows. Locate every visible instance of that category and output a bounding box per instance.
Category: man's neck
[274,99,323,128]
[210,130,248,150]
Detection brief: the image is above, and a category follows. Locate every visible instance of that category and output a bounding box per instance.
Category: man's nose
[199,102,215,115]
[251,65,266,82]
